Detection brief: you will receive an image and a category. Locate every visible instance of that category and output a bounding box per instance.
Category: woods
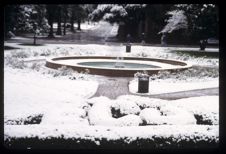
[4,4,218,44]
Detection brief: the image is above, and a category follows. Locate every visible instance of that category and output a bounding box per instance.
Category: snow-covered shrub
[172,96,219,125]
[32,51,39,57]
[136,51,148,57]
[41,66,91,80]
[4,124,218,148]
[88,101,113,126]
[139,108,162,125]
[139,106,196,125]
[59,49,69,56]
[117,95,168,110]
[4,56,28,69]
[88,100,142,126]
[57,66,74,76]
[10,50,30,58]
[44,66,74,77]
[194,114,218,125]
[69,69,91,81]
[40,49,51,56]
[87,96,111,105]
[117,95,218,126]
[5,114,43,125]
[30,62,42,71]
[112,114,142,127]
[159,105,196,125]
[149,66,219,81]
[111,100,141,116]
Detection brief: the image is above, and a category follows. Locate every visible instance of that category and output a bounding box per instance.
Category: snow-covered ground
[4,42,219,147]
[53,21,98,30]
[129,79,218,95]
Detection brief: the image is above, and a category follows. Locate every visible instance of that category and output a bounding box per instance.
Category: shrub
[11,50,30,58]
[4,56,27,69]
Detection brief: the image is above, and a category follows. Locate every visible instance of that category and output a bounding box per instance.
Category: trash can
[126,44,131,53]
[138,76,149,93]
[200,40,207,51]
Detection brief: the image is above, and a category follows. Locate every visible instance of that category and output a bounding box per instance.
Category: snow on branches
[159,10,188,34]
[90,4,146,23]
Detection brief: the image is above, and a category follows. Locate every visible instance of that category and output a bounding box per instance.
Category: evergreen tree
[90,4,171,42]
[173,4,219,42]
[4,5,49,37]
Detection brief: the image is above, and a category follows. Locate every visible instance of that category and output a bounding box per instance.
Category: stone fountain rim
[45,56,192,77]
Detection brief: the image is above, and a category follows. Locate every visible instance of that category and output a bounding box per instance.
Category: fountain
[114,56,125,68]
[46,56,192,77]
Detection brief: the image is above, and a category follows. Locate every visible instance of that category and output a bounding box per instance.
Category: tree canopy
[4,4,218,44]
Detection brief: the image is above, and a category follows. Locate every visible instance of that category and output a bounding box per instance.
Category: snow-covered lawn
[129,79,218,95]
[4,42,219,148]
[4,68,98,122]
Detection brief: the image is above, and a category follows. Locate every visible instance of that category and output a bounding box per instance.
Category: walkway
[5,21,118,45]
[92,77,132,99]
[92,77,218,100]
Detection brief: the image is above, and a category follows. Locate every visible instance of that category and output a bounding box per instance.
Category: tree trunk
[63,18,66,35]
[77,19,81,30]
[33,33,36,45]
[47,5,55,38]
[48,22,54,38]
[56,6,62,35]
[70,11,75,33]
[62,5,67,35]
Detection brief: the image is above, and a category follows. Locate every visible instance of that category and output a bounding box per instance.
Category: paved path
[136,87,218,100]
[92,77,218,100]
[5,21,118,45]
[92,77,132,99]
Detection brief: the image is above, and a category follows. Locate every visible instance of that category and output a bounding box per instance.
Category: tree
[4,5,49,39]
[159,10,188,34]
[46,5,57,38]
[173,4,219,42]
[90,4,146,40]
[4,5,19,38]
[68,5,92,32]
[62,5,69,35]
[68,5,75,33]
[56,5,62,35]
[74,5,86,30]
[84,4,97,24]
[89,4,172,42]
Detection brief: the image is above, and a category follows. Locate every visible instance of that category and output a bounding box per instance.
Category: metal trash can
[200,40,207,51]
[126,44,131,53]
[138,77,149,93]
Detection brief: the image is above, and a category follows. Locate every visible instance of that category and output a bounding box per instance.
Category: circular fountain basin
[46,56,192,77]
